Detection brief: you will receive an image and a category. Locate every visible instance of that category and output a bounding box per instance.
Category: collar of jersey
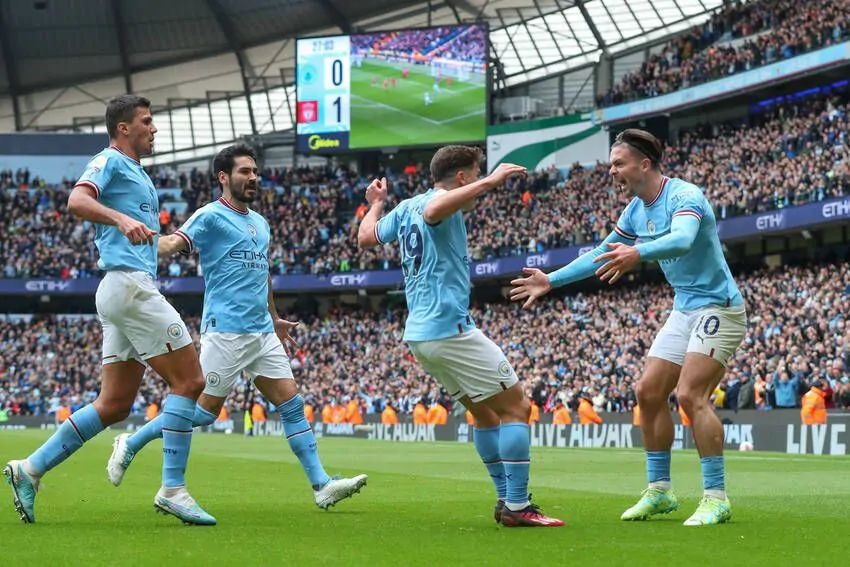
[217,197,249,215]
[108,145,141,165]
[644,176,669,207]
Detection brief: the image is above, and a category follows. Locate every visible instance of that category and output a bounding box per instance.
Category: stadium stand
[3,260,849,419]
[2,88,847,278]
[597,0,850,107]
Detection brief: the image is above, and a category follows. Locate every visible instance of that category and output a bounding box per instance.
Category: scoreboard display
[296,24,488,154]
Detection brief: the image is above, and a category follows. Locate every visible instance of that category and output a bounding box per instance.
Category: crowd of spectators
[597,0,850,107]
[3,260,849,421]
[352,25,486,64]
[2,89,847,279]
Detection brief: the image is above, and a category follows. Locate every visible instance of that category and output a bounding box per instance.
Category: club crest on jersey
[498,360,512,377]
[647,219,656,234]
[205,372,221,386]
[247,223,259,247]
[167,323,184,339]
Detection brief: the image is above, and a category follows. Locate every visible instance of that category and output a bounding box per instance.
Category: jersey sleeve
[669,184,707,221]
[175,208,210,253]
[75,154,115,199]
[375,203,404,245]
[613,201,637,241]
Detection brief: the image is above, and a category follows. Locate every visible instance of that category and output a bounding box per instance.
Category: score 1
[322,40,350,131]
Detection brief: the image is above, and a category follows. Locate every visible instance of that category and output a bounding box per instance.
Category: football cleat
[3,460,39,524]
[107,433,136,486]
[500,502,564,527]
[314,474,368,510]
[620,487,679,521]
[154,487,216,526]
[683,495,732,526]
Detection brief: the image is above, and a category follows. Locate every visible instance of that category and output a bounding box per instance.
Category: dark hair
[105,95,151,138]
[213,143,257,190]
[430,145,483,183]
[613,129,664,168]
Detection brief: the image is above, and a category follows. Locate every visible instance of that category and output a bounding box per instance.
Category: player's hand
[273,318,300,351]
[594,242,640,284]
[509,267,551,309]
[365,177,388,205]
[487,163,527,187]
[117,214,154,245]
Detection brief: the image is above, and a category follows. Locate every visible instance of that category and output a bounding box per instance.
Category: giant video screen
[296,24,487,153]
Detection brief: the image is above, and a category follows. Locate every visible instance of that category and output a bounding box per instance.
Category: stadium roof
[0,0,723,95]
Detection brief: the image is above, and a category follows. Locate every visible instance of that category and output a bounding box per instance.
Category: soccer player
[108,144,367,509]
[510,129,747,526]
[424,92,432,106]
[3,95,215,525]
[357,145,563,528]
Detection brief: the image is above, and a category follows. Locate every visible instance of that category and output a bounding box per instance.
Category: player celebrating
[357,145,563,528]
[108,144,367,509]
[3,95,215,525]
[510,129,747,526]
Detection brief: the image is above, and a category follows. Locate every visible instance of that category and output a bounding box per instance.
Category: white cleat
[154,487,216,526]
[314,474,368,510]
[107,433,135,486]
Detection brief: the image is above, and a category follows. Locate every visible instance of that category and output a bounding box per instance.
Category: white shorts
[96,270,192,365]
[200,332,294,398]
[648,304,747,367]
[408,329,519,403]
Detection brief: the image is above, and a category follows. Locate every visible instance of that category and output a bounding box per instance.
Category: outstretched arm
[157,234,188,257]
[593,214,700,284]
[422,163,526,225]
[510,230,633,308]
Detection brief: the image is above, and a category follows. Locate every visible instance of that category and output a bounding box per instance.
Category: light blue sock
[473,426,506,500]
[646,450,672,484]
[700,455,725,491]
[161,394,195,488]
[127,404,216,453]
[277,395,331,490]
[499,422,530,509]
[27,404,103,475]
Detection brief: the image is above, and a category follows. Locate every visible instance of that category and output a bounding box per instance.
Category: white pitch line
[351,93,441,125]
[435,109,485,124]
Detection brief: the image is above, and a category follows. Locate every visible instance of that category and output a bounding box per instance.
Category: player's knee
[94,400,131,425]
[635,380,666,410]
[675,388,704,414]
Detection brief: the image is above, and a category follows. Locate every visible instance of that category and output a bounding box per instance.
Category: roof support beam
[0,5,22,130]
[205,0,257,135]
[575,0,609,56]
[111,0,133,93]
[317,0,352,34]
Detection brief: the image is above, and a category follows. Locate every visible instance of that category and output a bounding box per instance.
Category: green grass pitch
[1,430,846,565]
[349,59,486,149]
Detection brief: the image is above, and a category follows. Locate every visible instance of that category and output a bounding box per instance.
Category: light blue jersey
[376,189,475,341]
[76,147,159,276]
[617,176,742,311]
[177,198,273,334]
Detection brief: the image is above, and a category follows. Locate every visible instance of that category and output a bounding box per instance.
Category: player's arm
[422,163,526,225]
[357,177,388,248]
[268,273,299,351]
[509,230,634,308]
[595,213,700,285]
[67,185,154,245]
[157,233,189,257]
